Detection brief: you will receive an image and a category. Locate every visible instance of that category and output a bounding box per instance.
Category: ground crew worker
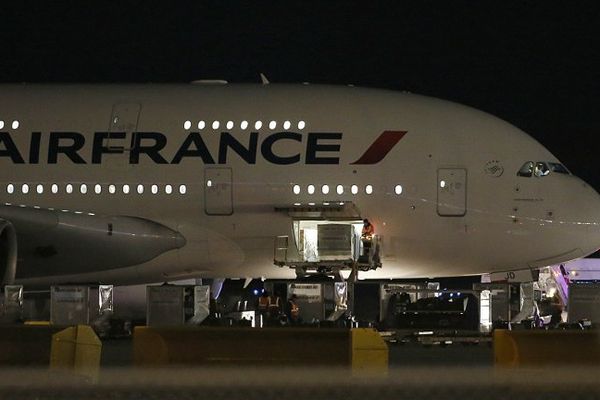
[286,294,300,325]
[361,219,375,258]
[267,292,281,325]
[257,290,270,327]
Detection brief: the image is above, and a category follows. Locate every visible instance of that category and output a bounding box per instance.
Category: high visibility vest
[268,296,280,309]
[361,225,375,240]
[258,296,269,310]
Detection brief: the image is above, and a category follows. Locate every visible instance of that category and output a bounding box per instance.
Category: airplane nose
[572,180,600,255]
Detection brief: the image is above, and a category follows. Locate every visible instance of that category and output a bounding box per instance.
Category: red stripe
[350,131,406,165]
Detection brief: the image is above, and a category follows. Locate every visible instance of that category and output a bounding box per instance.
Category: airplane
[0,82,599,287]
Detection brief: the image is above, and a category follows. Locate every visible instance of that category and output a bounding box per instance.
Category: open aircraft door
[437,168,467,216]
[204,167,233,215]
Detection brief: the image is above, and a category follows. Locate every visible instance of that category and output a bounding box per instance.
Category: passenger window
[548,162,570,174]
[534,162,550,177]
[517,162,534,177]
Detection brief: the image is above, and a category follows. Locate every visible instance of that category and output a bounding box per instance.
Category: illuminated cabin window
[395,185,403,195]
[11,120,19,130]
[255,121,262,130]
[307,184,315,195]
[365,185,373,195]
[336,185,344,195]
[80,184,88,194]
[269,121,276,130]
[283,121,291,130]
[308,202,315,206]
[183,120,192,130]
[321,184,329,195]
[351,185,358,195]
[137,184,144,194]
[293,184,300,195]
[36,184,43,194]
[165,184,173,195]
[298,121,306,130]
[6,184,14,194]
[66,184,73,194]
[226,121,234,130]
[21,184,29,194]
[151,184,159,194]
[121,184,129,194]
[109,184,116,194]
[51,184,58,194]
[95,184,102,194]
[212,121,220,130]
[179,184,187,194]
[241,120,249,130]
[198,120,206,130]
[0,121,4,129]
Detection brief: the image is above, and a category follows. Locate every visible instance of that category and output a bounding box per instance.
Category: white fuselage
[0,83,599,285]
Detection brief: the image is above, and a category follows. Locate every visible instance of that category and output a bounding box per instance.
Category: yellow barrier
[134,326,388,372]
[50,325,102,383]
[351,328,388,373]
[494,329,600,367]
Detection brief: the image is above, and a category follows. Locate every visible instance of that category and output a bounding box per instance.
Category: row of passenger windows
[517,161,570,178]
[0,120,20,130]
[292,184,403,196]
[184,120,306,131]
[5,183,188,195]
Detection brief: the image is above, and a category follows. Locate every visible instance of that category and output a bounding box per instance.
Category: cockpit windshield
[517,161,570,178]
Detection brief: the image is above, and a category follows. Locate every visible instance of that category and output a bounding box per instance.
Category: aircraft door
[204,167,233,215]
[437,168,467,216]
[108,103,141,150]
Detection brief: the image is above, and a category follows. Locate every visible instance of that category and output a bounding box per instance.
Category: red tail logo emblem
[351,131,407,165]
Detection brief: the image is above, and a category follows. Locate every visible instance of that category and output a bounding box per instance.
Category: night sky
[1,2,599,189]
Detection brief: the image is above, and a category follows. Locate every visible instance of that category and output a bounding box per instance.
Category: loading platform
[273,203,382,276]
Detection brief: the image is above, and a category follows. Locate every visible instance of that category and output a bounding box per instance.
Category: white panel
[437,168,467,216]
[205,167,233,215]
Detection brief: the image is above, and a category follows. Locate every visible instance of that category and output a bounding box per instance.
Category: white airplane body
[0,83,598,286]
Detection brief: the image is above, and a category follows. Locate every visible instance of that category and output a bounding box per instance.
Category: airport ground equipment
[273,207,382,278]
[133,326,387,372]
[494,329,600,367]
[50,325,102,383]
[146,284,210,327]
[50,285,113,325]
[567,281,600,323]
[1,285,23,322]
[287,281,348,322]
[381,286,480,331]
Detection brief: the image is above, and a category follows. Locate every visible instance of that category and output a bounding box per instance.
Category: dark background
[0,2,599,189]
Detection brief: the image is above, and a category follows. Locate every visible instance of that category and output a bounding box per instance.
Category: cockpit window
[548,162,570,174]
[517,161,570,178]
[534,162,550,177]
[517,161,534,177]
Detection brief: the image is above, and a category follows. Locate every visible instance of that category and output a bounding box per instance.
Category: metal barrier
[134,326,387,371]
[494,329,600,367]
